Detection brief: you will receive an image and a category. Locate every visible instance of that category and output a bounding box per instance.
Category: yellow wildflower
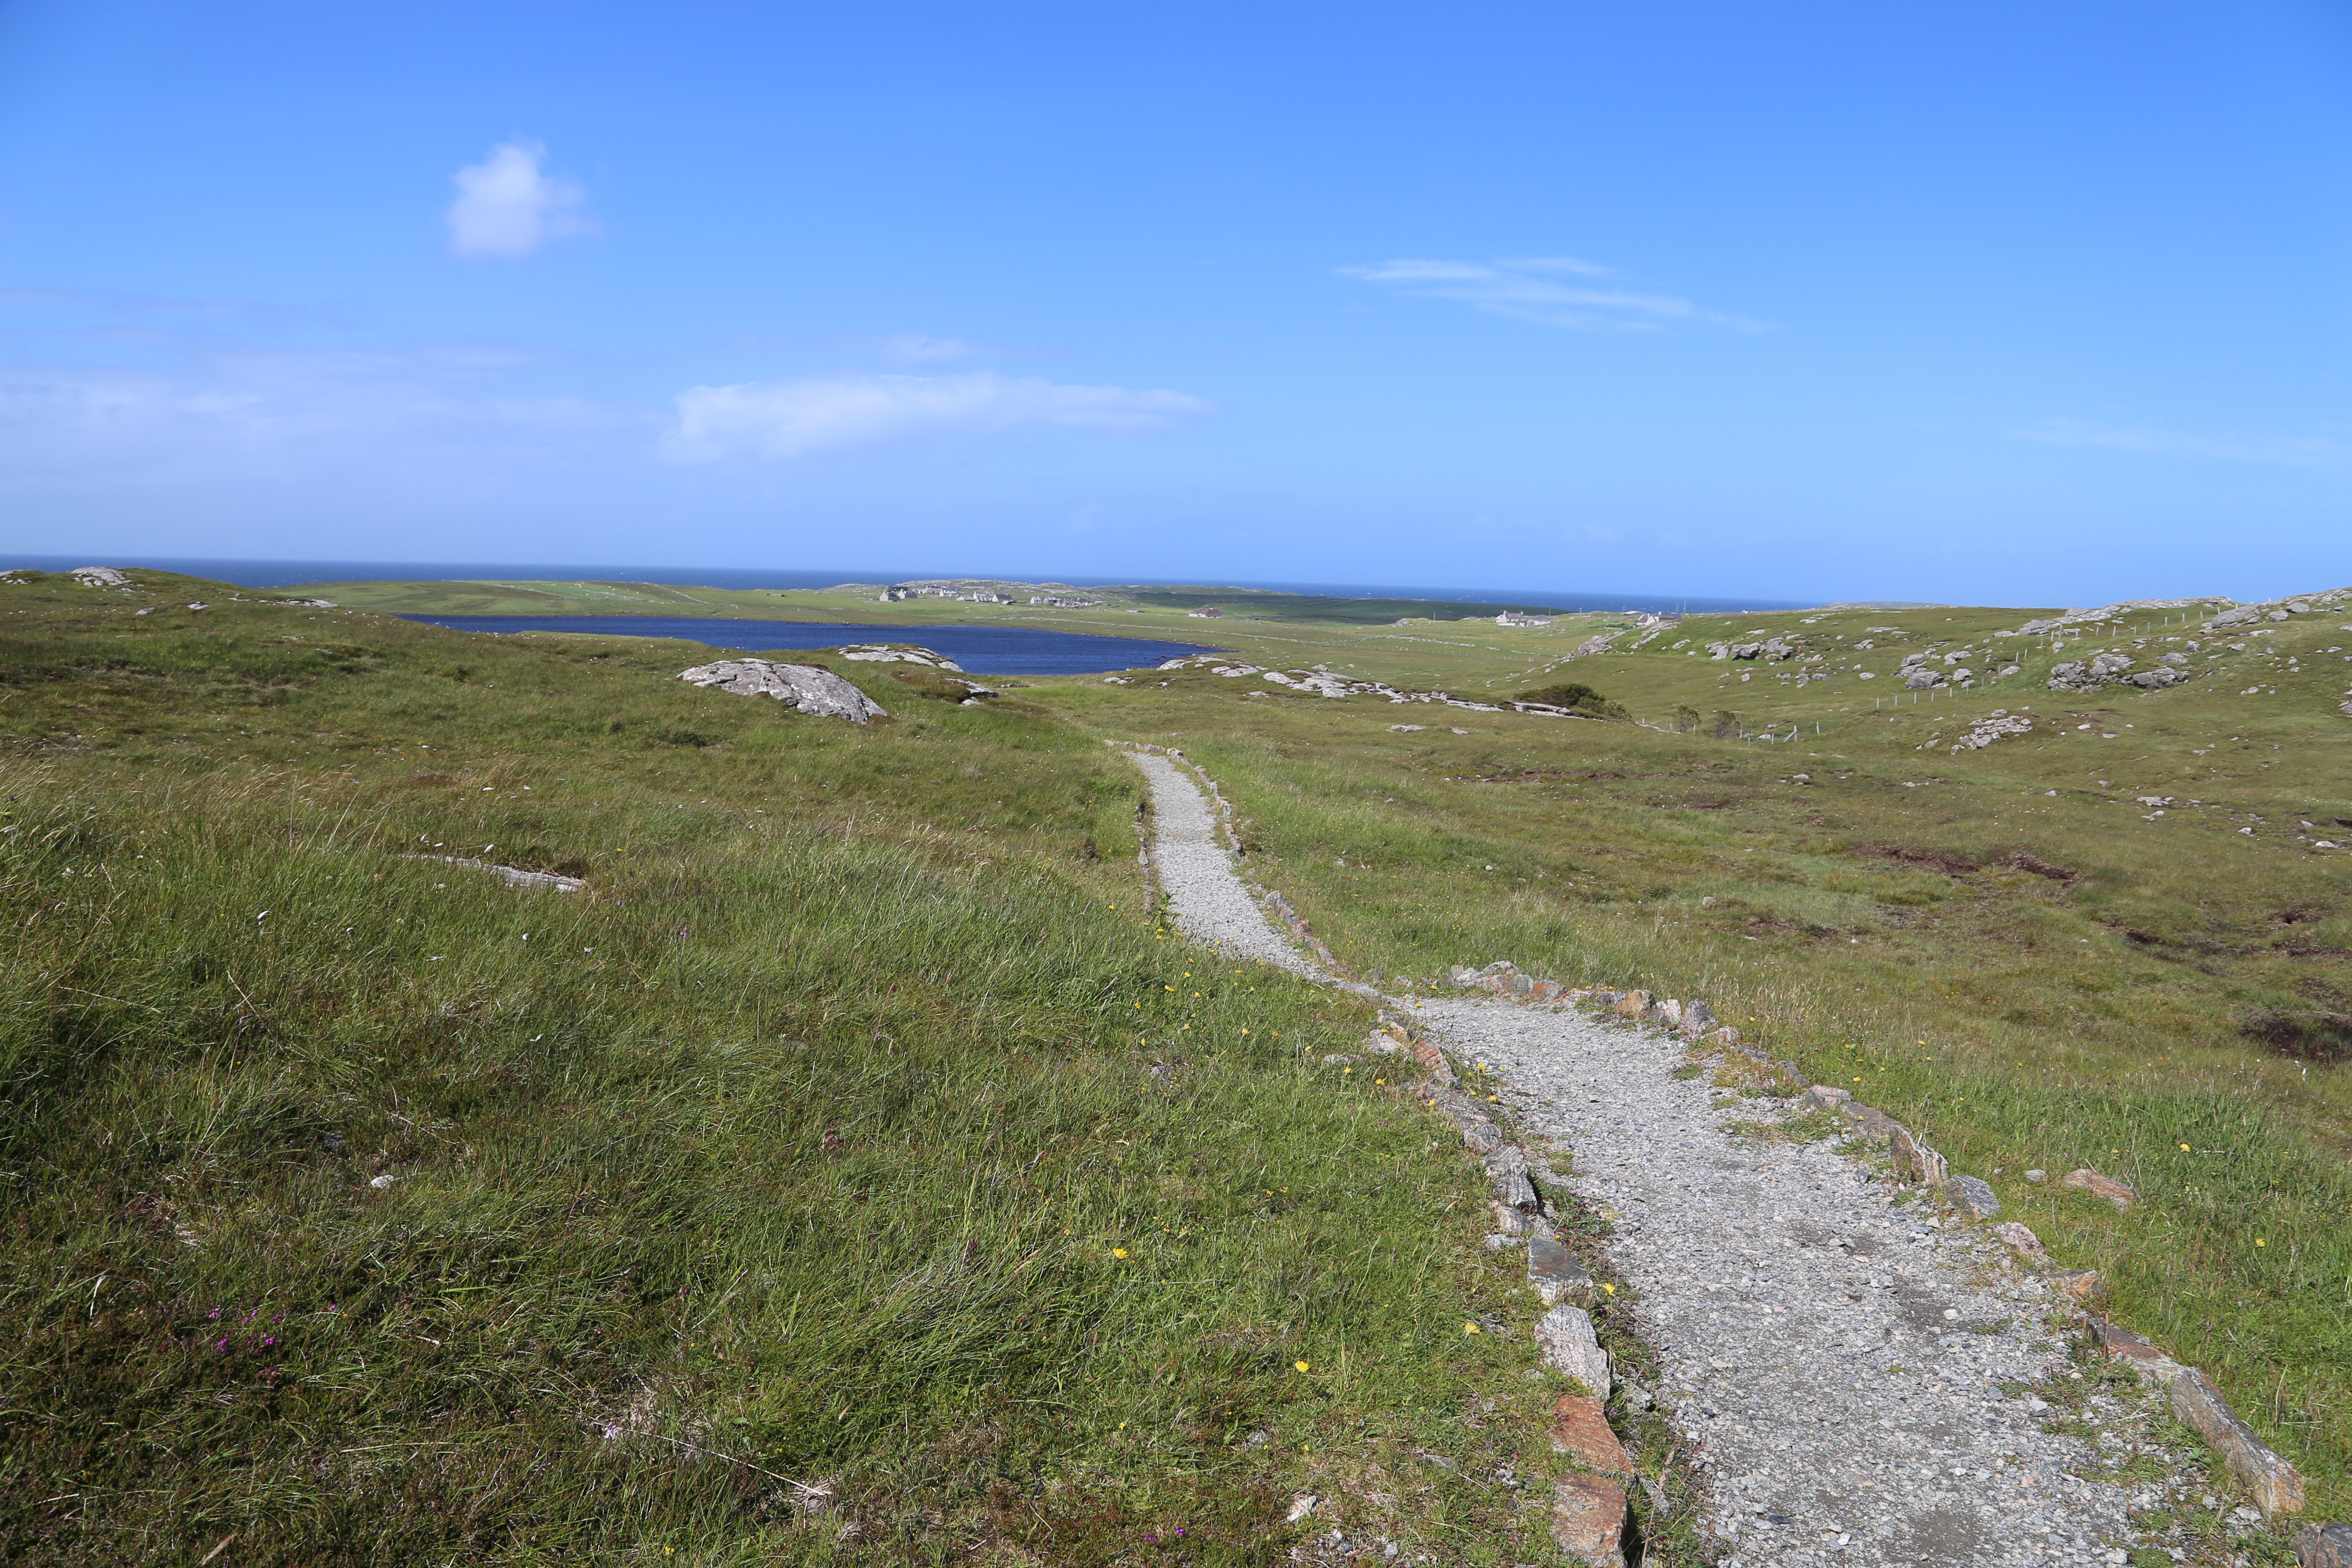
[1112,1248,1128,1259]
[1295,1360,1310,1373]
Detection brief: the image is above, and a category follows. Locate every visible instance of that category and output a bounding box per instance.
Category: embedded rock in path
[1537,1305,1611,1400]
[2061,1168,2135,1208]
[2294,1522,2352,1568]
[1992,1221,2048,1260]
[1550,1475,1628,1567]
[1946,1173,2002,1218]
[679,659,888,723]
[1549,1393,1633,1477]
[1528,1232,1596,1308]
[1890,1124,1949,1189]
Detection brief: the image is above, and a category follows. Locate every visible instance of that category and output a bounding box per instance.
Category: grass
[0,572,1608,1566]
[22,563,2350,1547]
[1035,600,2352,1518]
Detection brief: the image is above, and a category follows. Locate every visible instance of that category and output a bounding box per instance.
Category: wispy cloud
[661,371,1218,461]
[1340,256,1762,331]
[2010,419,2338,466]
[876,334,985,363]
[446,141,598,260]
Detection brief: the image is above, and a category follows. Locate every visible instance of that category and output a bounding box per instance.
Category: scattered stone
[1951,712,2034,752]
[1799,1084,1853,1111]
[2166,1365,2307,1519]
[1549,1393,1633,1477]
[1945,1173,2002,1218]
[398,854,585,893]
[1679,998,1716,1038]
[1890,1125,1950,1188]
[1550,1475,1628,1567]
[1537,1305,1612,1400]
[2293,1522,2352,1567]
[2061,1268,2106,1303]
[1485,1145,1540,1212]
[1992,1221,2048,1260]
[1528,1232,1597,1308]
[1285,1494,1317,1523]
[2060,1168,2135,1208]
[678,660,888,723]
[2024,1168,2047,1183]
[368,1173,397,1189]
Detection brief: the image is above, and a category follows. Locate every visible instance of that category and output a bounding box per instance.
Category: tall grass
[1054,692,2352,1517]
[0,585,1598,1566]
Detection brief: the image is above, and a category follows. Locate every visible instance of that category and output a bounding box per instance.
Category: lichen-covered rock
[837,643,964,671]
[679,660,888,723]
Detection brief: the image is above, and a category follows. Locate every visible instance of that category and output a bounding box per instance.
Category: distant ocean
[3,553,1809,615]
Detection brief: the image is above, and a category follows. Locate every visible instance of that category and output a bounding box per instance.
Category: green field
[5,567,2349,1559]
[0,573,1614,1566]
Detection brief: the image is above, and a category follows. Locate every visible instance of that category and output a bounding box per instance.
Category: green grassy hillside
[14,564,2349,1552]
[0,572,1597,1566]
[1041,594,2352,1515]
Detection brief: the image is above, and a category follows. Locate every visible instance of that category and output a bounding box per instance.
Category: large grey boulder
[679,659,888,723]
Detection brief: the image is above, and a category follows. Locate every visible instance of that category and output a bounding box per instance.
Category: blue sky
[2,1,2347,606]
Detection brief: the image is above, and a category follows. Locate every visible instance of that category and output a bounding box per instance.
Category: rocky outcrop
[2013,597,2233,636]
[1949,711,2033,752]
[70,566,133,587]
[2205,588,2352,629]
[678,660,888,723]
[837,643,965,671]
[1150,657,1598,718]
[2048,651,2192,694]
[1707,637,1797,662]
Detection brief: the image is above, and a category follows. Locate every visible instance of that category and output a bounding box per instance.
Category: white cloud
[446,141,597,259]
[2009,420,2337,466]
[1341,256,1762,331]
[661,371,1218,461]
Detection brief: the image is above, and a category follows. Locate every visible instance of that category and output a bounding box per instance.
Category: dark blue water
[401,615,1224,676]
[7,553,1810,614]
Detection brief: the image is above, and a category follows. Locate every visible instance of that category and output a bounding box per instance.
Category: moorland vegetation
[5,566,2349,1560]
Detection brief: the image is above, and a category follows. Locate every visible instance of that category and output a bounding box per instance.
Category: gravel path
[1130,752,1319,976]
[1422,997,2190,1568]
[1133,754,2203,1567]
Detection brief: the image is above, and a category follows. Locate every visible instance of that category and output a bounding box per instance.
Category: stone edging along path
[1117,742,2340,1568]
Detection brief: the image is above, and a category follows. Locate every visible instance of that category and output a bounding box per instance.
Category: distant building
[1188,606,1222,618]
[1496,611,1554,627]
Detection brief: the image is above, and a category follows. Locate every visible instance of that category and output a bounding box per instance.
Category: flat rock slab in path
[1430,996,2192,1567]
